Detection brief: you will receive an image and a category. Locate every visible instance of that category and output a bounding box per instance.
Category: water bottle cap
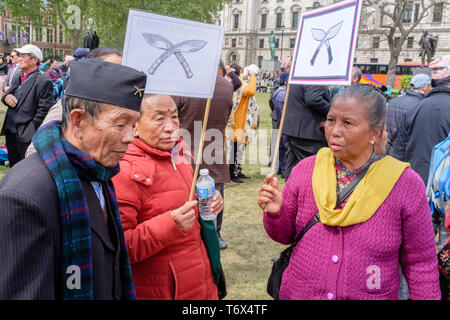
[199,169,209,176]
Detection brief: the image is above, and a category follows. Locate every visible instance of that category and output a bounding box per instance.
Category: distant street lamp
[280,25,285,61]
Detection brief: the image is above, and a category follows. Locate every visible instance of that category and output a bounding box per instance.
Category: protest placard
[289,0,362,86]
[123,9,225,99]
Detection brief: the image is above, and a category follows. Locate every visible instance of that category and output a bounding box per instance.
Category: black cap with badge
[64,59,147,111]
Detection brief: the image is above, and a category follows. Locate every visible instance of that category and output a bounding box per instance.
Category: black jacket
[392,86,450,184]
[1,71,55,143]
[0,153,123,300]
[386,90,424,154]
[282,84,331,141]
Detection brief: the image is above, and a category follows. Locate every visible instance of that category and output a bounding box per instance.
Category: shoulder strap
[292,168,369,246]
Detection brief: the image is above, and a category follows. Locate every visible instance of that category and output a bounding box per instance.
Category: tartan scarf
[32,121,136,300]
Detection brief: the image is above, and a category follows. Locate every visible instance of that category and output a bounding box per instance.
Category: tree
[50,0,89,50]
[363,0,448,87]
[1,0,231,51]
[0,0,89,50]
[89,0,232,49]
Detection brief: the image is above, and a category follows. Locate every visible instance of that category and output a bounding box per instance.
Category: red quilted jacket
[112,138,218,300]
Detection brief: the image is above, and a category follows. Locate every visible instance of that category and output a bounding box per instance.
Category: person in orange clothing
[226,64,260,183]
[112,94,224,300]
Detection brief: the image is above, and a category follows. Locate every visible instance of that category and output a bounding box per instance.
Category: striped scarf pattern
[32,121,136,300]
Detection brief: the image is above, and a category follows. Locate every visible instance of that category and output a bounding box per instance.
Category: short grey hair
[61,95,104,132]
[333,85,386,130]
[27,53,41,66]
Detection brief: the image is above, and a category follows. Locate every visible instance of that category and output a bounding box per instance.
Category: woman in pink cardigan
[258,85,440,300]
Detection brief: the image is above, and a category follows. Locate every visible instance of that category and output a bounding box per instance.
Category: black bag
[267,213,320,300]
[266,169,368,300]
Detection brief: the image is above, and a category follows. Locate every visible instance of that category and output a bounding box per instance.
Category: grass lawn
[0,92,287,300]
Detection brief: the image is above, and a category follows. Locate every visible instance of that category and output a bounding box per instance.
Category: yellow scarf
[312,148,410,227]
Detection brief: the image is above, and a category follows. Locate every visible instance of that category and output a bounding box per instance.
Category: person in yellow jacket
[226,64,260,184]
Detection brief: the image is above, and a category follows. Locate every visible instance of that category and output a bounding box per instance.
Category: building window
[290,38,296,48]
[414,3,420,22]
[59,27,64,44]
[372,36,380,49]
[231,38,236,48]
[402,1,413,23]
[43,47,55,58]
[275,38,279,48]
[35,27,42,42]
[292,11,299,29]
[433,3,443,22]
[47,28,54,43]
[407,37,414,48]
[233,14,239,29]
[261,14,267,29]
[404,58,412,62]
[258,56,263,68]
[394,36,400,47]
[276,13,283,28]
[259,39,264,48]
[231,54,237,62]
[370,58,378,63]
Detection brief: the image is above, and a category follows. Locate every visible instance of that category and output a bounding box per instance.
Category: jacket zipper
[171,156,177,171]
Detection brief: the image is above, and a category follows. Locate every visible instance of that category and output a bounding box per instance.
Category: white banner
[123,9,225,99]
[289,0,362,86]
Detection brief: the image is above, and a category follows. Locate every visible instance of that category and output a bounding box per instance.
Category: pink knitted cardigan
[263,155,441,300]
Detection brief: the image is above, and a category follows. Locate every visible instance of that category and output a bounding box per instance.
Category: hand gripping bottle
[196,169,216,221]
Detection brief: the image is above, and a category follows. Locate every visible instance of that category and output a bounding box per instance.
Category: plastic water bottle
[196,169,216,221]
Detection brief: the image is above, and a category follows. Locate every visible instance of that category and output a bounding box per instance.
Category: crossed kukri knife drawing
[142,33,207,78]
[310,21,343,66]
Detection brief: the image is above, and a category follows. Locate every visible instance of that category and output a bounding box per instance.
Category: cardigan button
[134,174,139,178]
[327,292,334,300]
[146,178,151,182]
[331,255,339,263]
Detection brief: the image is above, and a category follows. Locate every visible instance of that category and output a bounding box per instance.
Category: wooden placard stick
[189,98,212,201]
[265,83,291,211]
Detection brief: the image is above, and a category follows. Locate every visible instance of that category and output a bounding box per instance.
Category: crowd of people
[0,41,448,301]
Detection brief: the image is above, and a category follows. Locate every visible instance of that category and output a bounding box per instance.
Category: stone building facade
[0,11,72,60]
[217,0,450,70]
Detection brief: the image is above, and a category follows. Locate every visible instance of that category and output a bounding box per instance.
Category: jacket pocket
[169,262,179,300]
[17,121,36,144]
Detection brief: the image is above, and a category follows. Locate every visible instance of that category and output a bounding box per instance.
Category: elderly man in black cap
[0,59,147,300]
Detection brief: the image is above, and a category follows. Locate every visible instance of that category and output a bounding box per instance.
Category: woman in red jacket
[112,94,224,300]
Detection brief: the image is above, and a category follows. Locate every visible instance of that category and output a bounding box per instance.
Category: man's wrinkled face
[79,103,140,167]
[135,95,180,151]
[19,53,38,72]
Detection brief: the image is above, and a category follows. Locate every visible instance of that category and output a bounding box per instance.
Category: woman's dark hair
[230,63,241,76]
[86,48,122,60]
[333,84,386,130]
